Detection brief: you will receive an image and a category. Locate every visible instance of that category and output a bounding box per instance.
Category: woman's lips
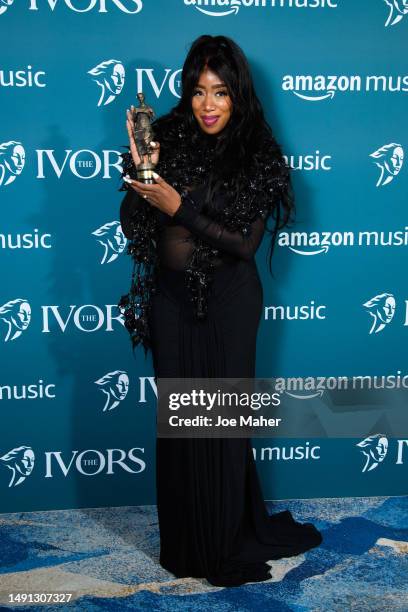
[202,116,219,126]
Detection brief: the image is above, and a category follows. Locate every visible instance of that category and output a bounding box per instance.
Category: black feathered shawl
[118,113,292,356]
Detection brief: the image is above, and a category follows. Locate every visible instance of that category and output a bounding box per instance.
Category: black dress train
[120,184,323,588]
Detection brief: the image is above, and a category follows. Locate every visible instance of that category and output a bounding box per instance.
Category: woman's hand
[123,173,182,217]
[126,107,160,167]
[124,108,181,216]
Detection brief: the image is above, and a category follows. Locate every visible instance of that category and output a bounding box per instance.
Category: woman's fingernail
[152,172,159,179]
[123,177,132,183]
[150,141,156,146]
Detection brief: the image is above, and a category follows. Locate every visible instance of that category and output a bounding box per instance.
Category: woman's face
[113,226,126,251]
[374,438,388,461]
[14,302,31,330]
[389,147,403,174]
[191,67,232,135]
[379,296,396,323]
[107,63,125,95]
[18,450,35,475]
[7,145,25,175]
[112,374,129,400]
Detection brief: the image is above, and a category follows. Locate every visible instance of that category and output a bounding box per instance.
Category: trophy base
[137,167,155,184]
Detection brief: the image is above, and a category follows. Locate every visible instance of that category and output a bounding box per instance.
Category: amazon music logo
[286,151,332,171]
[278,227,408,255]
[264,301,326,321]
[0,379,57,401]
[183,0,337,18]
[0,66,46,88]
[0,230,52,250]
[252,442,321,462]
[283,74,408,101]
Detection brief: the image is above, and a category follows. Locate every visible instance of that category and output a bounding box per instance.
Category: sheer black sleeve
[119,189,134,240]
[120,189,141,239]
[172,193,265,261]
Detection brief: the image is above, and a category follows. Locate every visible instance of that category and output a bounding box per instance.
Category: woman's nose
[202,95,215,110]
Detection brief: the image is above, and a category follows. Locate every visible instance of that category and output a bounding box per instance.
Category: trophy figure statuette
[131,92,156,184]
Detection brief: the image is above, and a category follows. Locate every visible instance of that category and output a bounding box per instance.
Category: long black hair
[154,34,296,274]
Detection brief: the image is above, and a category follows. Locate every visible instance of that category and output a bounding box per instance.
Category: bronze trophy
[131,92,156,184]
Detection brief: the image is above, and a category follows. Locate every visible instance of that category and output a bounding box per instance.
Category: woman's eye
[193,90,229,97]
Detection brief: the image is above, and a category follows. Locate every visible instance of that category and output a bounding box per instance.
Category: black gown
[120,184,323,588]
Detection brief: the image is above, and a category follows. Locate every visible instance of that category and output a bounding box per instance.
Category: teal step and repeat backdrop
[1,0,407,512]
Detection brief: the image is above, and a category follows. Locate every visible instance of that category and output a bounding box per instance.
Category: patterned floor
[0,496,407,611]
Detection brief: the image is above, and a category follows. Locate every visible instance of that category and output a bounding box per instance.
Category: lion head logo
[94,370,129,411]
[0,298,31,342]
[0,446,35,487]
[356,434,388,472]
[0,0,14,16]
[370,143,404,187]
[0,141,25,187]
[92,221,127,264]
[384,0,408,26]
[87,59,125,107]
[362,293,396,334]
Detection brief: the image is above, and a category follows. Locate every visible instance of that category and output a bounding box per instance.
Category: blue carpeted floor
[0,496,407,611]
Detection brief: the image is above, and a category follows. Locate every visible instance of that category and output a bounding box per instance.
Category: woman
[119,35,323,587]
